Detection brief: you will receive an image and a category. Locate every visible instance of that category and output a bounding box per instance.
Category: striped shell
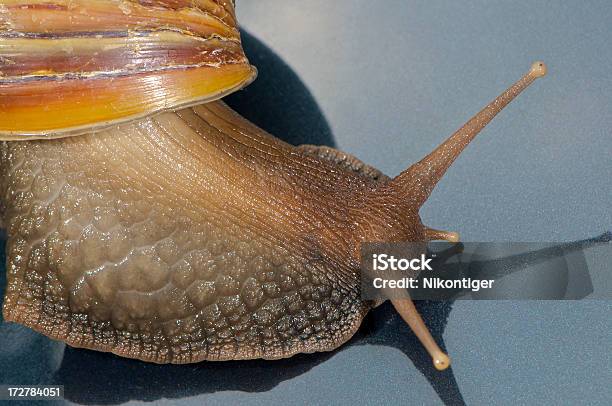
[0,0,256,139]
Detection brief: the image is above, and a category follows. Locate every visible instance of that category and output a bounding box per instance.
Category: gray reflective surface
[1,1,611,405]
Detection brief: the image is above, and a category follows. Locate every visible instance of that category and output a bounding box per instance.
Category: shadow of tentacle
[467,232,610,282]
[357,300,467,406]
[415,232,611,301]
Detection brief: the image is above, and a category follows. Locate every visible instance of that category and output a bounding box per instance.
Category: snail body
[0,1,547,369]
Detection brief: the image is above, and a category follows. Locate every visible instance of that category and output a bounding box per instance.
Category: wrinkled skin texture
[0,102,410,363]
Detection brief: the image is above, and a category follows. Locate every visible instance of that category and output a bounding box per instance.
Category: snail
[0,1,547,371]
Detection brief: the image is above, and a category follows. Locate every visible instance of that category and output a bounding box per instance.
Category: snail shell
[0,1,547,370]
[0,0,256,138]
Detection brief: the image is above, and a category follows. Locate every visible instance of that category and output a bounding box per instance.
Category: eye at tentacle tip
[530,61,547,78]
[433,352,451,371]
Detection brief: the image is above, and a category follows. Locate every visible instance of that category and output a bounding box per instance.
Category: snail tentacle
[390,62,547,207]
[391,298,451,371]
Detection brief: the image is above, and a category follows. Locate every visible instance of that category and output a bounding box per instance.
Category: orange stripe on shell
[0,64,256,139]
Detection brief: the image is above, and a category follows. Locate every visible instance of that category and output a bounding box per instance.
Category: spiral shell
[0,0,256,139]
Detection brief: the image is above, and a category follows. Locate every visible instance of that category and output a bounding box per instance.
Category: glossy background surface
[1,1,611,405]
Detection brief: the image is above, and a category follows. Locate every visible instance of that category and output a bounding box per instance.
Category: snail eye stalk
[390,62,547,208]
